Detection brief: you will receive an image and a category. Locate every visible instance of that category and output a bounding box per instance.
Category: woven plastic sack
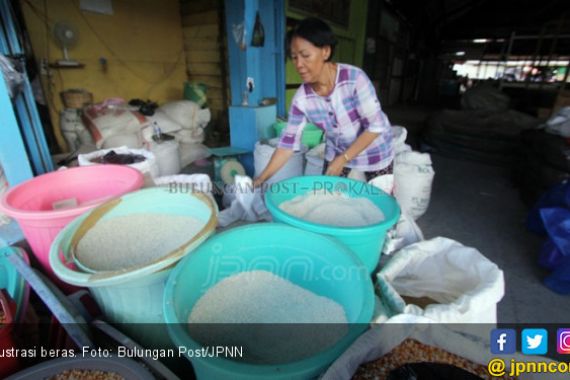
[393,151,435,220]
[82,103,146,148]
[158,100,211,130]
[375,237,504,324]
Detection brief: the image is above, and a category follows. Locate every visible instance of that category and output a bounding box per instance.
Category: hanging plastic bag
[232,22,247,51]
[0,54,24,98]
[251,12,265,47]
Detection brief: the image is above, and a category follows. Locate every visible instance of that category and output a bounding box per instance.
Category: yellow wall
[180,0,226,133]
[20,0,187,152]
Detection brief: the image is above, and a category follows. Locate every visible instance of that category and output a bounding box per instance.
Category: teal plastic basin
[49,187,218,348]
[265,176,400,273]
[0,247,30,321]
[163,223,374,380]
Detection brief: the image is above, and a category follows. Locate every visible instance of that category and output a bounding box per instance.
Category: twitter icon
[522,329,548,355]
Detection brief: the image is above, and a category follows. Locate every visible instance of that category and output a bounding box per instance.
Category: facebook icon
[491,329,516,354]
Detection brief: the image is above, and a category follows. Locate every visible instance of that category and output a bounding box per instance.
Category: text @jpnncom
[488,358,570,377]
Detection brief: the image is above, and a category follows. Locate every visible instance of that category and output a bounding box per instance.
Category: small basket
[60,89,93,109]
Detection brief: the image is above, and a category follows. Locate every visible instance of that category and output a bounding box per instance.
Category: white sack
[158,100,211,130]
[393,151,435,220]
[375,237,504,324]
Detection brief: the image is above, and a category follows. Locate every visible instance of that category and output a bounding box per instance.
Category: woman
[254,17,394,187]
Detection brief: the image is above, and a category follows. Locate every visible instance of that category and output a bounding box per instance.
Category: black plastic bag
[251,12,265,47]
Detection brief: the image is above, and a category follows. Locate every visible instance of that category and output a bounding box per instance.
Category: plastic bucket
[265,176,400,273]
[49,187,217,347]
[164,223,374,380]
[0,166,143,281]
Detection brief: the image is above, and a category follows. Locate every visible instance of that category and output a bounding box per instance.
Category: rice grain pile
[353,339,517,380]
[188,270,348,364]
[279,191,384,227]
[76,214,205,271]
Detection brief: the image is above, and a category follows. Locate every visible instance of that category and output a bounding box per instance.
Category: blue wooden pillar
[224,0,285,175]
[0,74,33,186]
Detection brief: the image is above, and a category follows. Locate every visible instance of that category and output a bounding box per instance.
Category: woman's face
[290,36,331,84]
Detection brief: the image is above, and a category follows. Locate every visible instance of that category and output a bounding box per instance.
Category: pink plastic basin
[0,165,143,281]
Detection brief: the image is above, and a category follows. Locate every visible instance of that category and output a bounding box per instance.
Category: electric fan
[53,21,80,66]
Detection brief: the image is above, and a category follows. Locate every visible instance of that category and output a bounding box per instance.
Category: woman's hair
[286,17,337,61]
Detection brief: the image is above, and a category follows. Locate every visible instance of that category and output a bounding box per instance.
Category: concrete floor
[385,104,570,324]
[417,154,570,323]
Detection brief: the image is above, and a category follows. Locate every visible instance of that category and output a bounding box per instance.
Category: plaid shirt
[278,64,394,171]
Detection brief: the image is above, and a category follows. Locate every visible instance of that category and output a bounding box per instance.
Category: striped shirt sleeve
[277,94,307,151]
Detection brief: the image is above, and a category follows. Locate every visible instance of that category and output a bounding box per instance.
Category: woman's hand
[253,148,295,187]
[325,155,347,176]
[325,131,380,176]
